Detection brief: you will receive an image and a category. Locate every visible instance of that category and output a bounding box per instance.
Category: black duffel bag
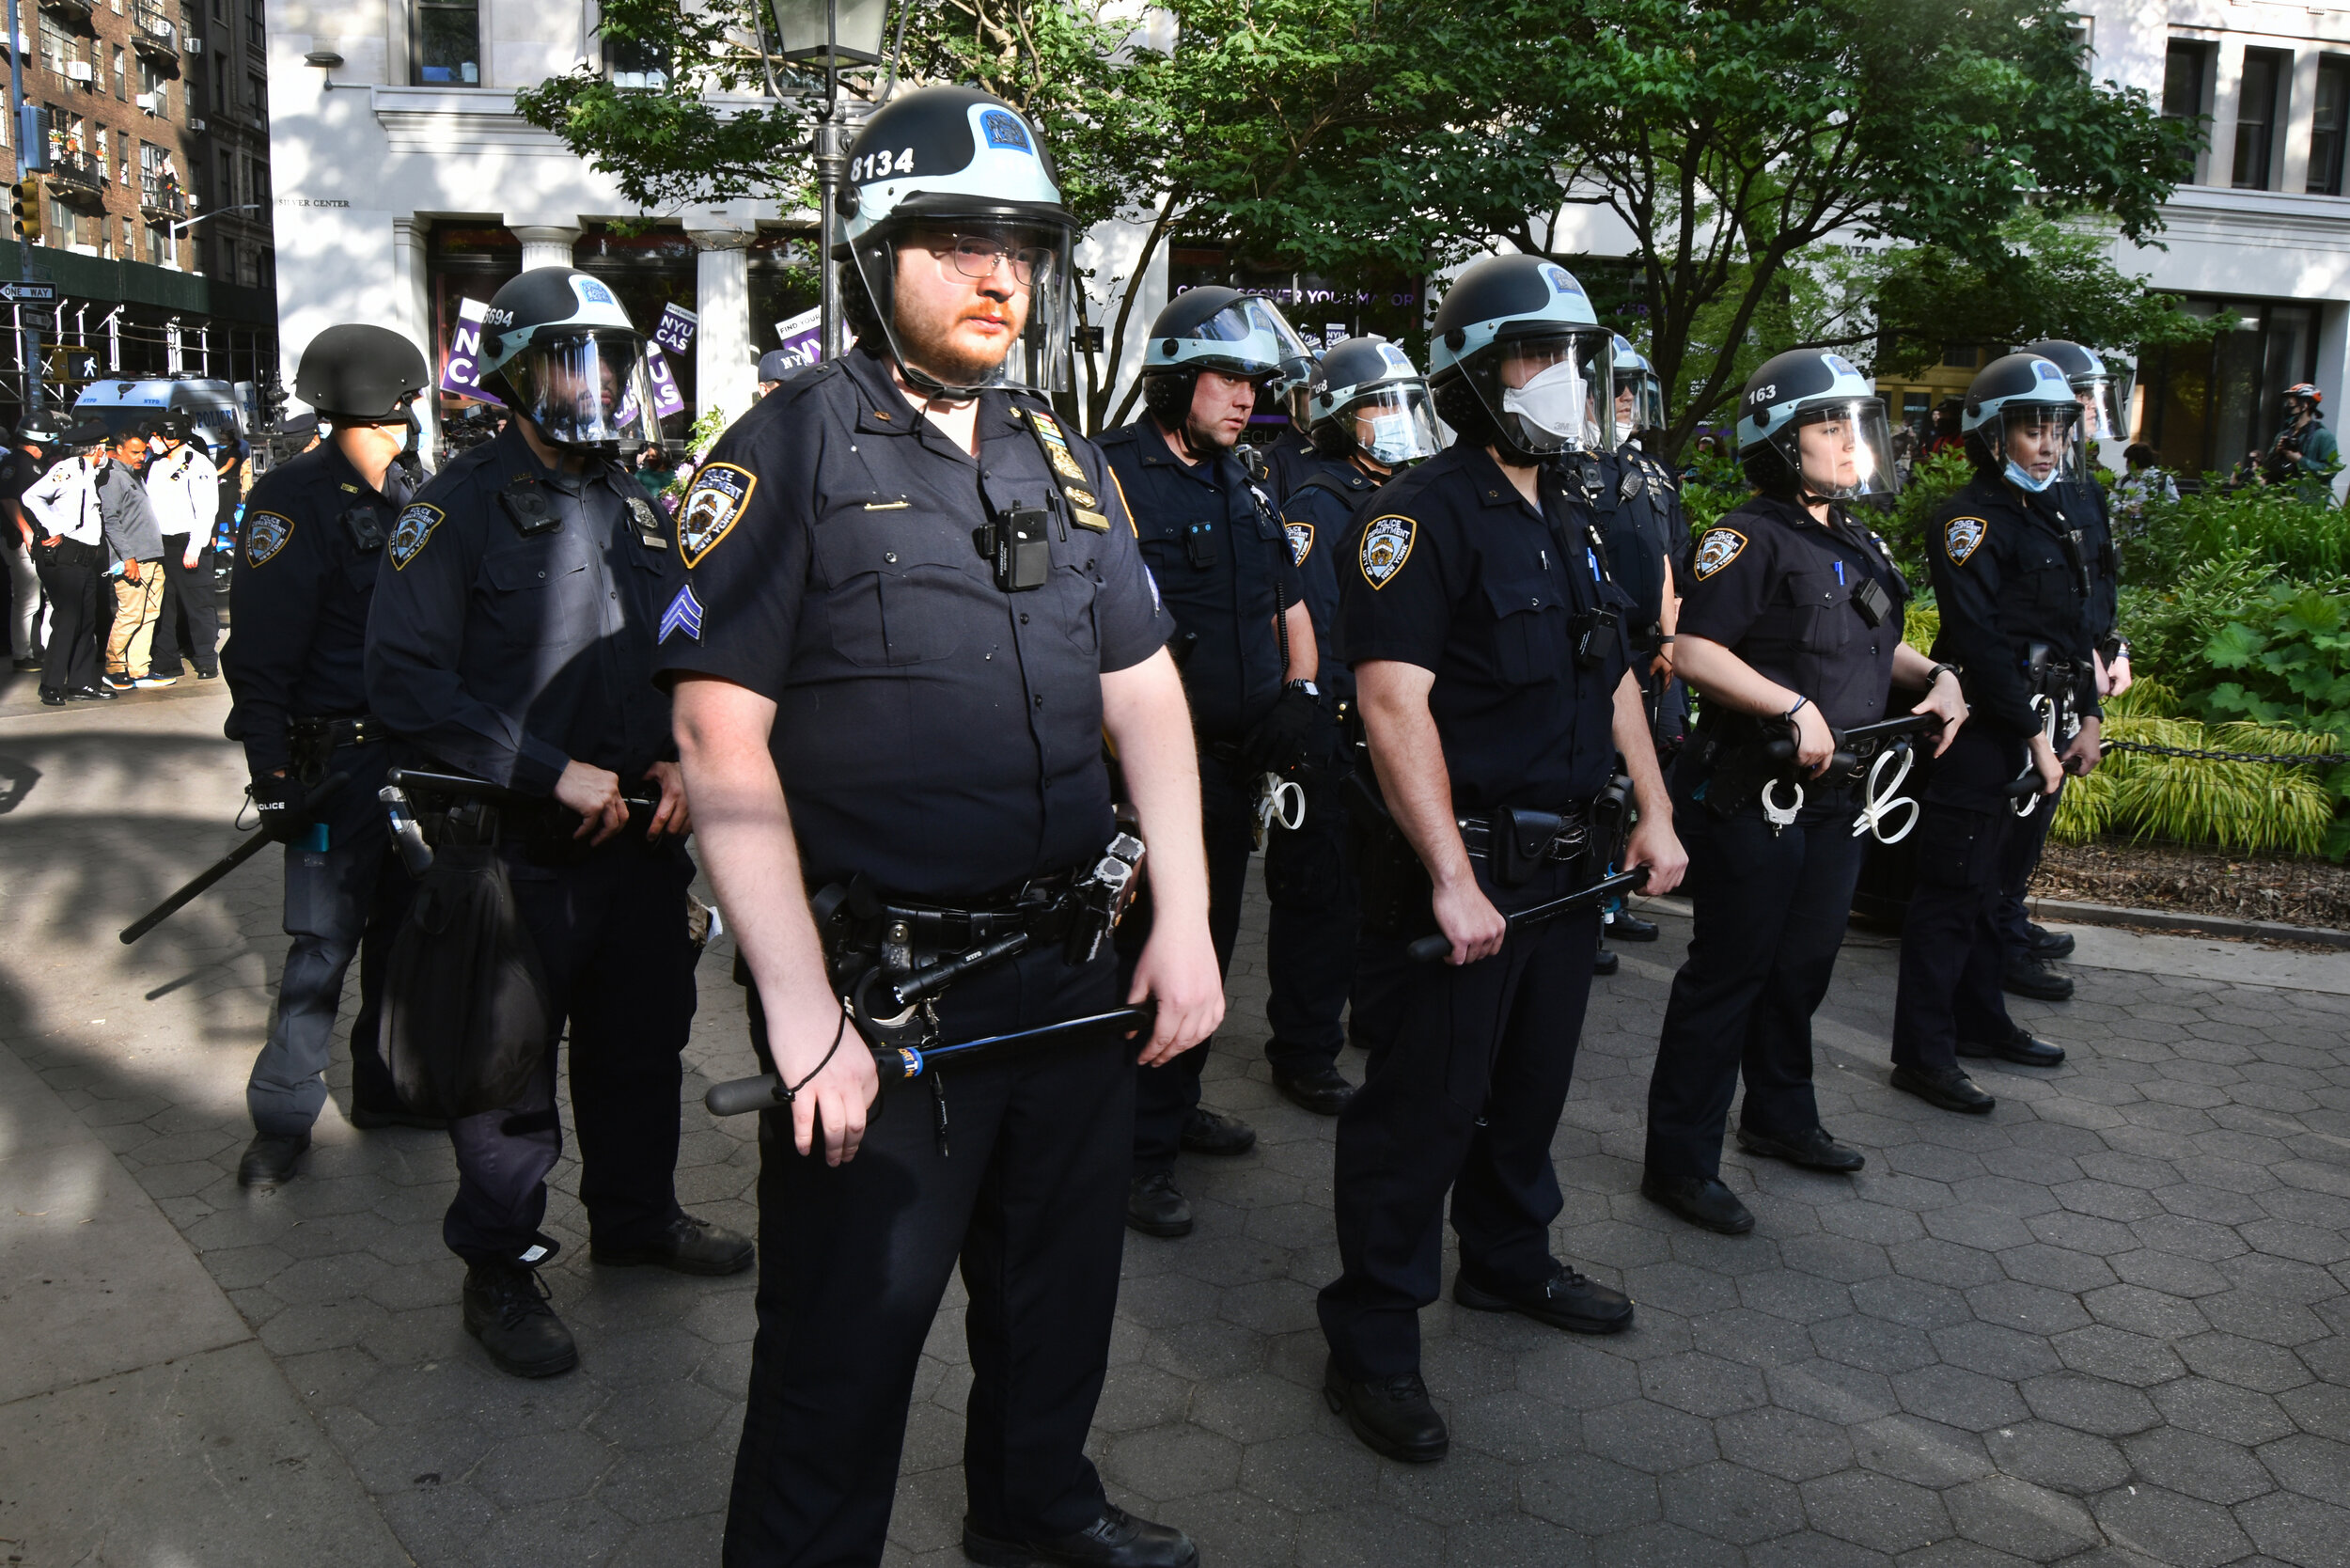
[380,842,554,1118]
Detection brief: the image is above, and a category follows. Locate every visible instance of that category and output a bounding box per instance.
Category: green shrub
[2195,582,2350,744]
[2050,691,2342,858]
[2120,481,2350,587]
[1880,449,1974,589]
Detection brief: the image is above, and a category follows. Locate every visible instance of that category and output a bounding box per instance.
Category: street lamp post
[768,0,890,362]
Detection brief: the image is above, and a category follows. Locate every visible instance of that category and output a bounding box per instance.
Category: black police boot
[1608,911,1661,942]
[1959,1027,2066,1068]
[1453,1259,1634,1335]
[1324,1357,1449,1462]
[1890,1064,1998,1115]
[1270,1061,1354,1116]
[962,1502,1198,1568]
[1593,947,1621,977]
[590,1213,755,1276]
[348,1101,450,1132]
[1735,1123,1866,1173]
[462,1261,578,1378]
[1126,1171,1193,1238]
[236,1132,310,1189]
[1179,1107,1256,1155]
[2028,922,2076,959]
[2002,955,2075,1001]
[39,689,64,706]
[1639,1172,1755,1235]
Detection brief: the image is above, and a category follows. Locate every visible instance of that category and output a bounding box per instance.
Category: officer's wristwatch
[1926,662,1961,688]
[1286,679,1319,698]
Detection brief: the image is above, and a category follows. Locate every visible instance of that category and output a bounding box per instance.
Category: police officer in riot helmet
[1101,285,1322,1240]
[1638,350,1966,1235]
[658,86,1221,1567]
[1319,254,1685,1462]
[1261,336,1442,1116]
[1258,341,1326,503]
[222,323,437,1190]
[1890,353,2089,1116]
[1999,338,2129,1000]
[1591,334,1689,964]
[366,269,752,1379]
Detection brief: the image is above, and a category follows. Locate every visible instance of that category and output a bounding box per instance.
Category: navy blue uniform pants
[1319,857,1600,1380]
[1643,791,1867,1182]
[724,947,1128,1566]
[1121,749,1255,1176]
[33,540,100,697]
[149,545,220,677]
[1263,742,1357,1075]
[1994,777,2060,960]
[247,741,406,1137]
[442,835,695,1262]
[1893,727,2024,1072]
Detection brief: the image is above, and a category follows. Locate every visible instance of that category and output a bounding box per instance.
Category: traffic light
[11,177,40,243]
[44,344,99,384]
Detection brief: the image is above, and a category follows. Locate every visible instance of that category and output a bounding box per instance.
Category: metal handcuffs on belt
[1762,713,1946,842]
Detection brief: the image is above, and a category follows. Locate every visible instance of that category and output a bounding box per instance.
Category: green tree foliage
[1451,0,2195,453]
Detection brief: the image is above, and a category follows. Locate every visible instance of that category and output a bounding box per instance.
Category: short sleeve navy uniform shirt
[1336,445,1630,814]
[650,348,1167,902]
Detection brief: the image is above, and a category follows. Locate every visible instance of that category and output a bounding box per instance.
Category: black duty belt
[822,868,1087,962]
[289,715,384,749]
[1456,807,1591,866]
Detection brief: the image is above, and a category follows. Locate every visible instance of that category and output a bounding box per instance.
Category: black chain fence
[2101,739,2347,769]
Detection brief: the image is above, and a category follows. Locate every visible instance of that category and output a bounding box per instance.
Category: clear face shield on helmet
[1344,384,1444,467]
[849,216,1076,397]
[1187,295,1317,384]
[2072,376,2123,446]
[1988,402,2087,493]
[504,329,660,455]
[1615,368,1667,440]
[1478,329,1615,456]
[1764,399,1902,501]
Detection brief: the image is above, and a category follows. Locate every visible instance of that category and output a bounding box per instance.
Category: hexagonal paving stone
[1799,1468,1952,1555]
[1658,1461,1804,1545]
[1942,1474,2102,1560]
[2094,1482,2256,1568]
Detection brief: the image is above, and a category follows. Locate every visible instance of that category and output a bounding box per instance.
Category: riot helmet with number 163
[1735,349,1901,502]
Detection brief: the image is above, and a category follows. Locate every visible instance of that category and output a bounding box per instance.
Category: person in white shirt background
[144,415,223,682]
[22,419,118,706]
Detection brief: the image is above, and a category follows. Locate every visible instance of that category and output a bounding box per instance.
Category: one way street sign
[0,283,56,302]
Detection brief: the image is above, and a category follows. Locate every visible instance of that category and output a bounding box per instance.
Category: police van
[71,376,249,459]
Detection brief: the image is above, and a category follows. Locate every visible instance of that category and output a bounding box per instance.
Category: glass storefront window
[1167,241,1425,433]
[2137,298,2319,482]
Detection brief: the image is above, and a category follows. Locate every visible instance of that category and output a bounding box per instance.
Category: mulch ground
[2031,836,2350,932]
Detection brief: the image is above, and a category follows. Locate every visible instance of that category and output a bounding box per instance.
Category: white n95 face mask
[1501,360,1590,442]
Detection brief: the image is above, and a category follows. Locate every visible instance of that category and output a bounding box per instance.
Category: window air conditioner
[135,91,158,112]
[65,59,92,82]
[189,115,204,130]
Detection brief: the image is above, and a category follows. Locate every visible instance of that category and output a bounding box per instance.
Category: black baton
[119,771,351,944]
[704,1003,1157,1117]
[1406,867,1649,964]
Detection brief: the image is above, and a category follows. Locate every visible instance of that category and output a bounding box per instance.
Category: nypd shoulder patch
[1944,515,1988,565]
[1285,520,1313,566]
[1692,528,1747,581]
[387,504,445,571]
[679,463,757,569]
[1359,514,1417,588]
[244,510,294,568]
[658,582,705,644]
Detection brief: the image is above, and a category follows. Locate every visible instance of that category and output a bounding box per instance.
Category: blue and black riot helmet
[1612,335,1666,445]
[1734,348,1900,502]
[1963,353,2085,494]
[1306,336,1442,467]
[838,85,1076,399]
[2019,338,2125,447]
[478,267,658,456]
[1139,287,1316,429]
[1428,255,1615,463]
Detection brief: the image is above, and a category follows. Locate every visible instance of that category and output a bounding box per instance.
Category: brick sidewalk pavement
[1,686,2346,1567]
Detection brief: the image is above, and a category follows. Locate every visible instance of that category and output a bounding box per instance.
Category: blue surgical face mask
[2005,458,2058,494]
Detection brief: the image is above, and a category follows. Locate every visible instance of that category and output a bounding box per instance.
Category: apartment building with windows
[1,0,277,421]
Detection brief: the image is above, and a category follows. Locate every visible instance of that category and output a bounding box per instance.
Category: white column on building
[509,224,583,272]
[688,223,756,426]
[392,217,442,463]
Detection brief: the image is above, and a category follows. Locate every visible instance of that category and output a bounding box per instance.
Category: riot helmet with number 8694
[1735,349,1901,502]
[477,268,660,457]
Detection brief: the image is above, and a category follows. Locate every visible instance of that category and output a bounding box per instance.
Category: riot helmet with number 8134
[1734,349,1901,502]
[1307,336,1442,467]
[477,267,659,457]
[1962,353,2085,494]
[1428,255,1616,463]
[837,85,1075,399]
